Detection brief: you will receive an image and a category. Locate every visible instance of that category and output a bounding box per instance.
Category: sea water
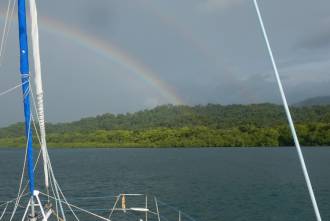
[0,147,330,221]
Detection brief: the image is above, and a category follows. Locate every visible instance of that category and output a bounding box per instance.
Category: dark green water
[1,147,330,221]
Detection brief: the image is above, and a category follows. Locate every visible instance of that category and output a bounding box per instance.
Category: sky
[0,0,329,126]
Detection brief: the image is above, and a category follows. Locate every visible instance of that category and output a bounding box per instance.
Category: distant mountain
[294,96,330,107]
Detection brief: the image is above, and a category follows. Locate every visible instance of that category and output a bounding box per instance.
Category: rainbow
[0,12,184,105]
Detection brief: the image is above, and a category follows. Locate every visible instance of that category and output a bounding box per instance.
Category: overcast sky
[0,0,329,126]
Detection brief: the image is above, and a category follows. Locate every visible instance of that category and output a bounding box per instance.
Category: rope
[42,150,61,221]
[0,193,29,208]
[0,0,12,60]
[69,195,119,201]
[54,180,80,221]
[157,200,196,221]
[9,114,32,221]
[51,208,64,221]
[0,0,16,67]
[108,195,120,219]
[23,83,30,98]
[45,151,67,221]
[0,0,13,64]
[253,1,322,221]
[40,192,111,221]
[0,81,27,97]
[0,203,8,220]
[48,169,60,221]
[8,111,43,220]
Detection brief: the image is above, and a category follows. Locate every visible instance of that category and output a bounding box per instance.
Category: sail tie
[21,73,30,80]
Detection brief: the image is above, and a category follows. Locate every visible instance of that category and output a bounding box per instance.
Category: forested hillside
[0,103,330,147]
[294,96,330,107]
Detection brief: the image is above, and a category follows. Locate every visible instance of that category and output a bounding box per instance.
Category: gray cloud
[197,0,243,12]
[293,13,330,51]
[0,0,329,126]
[295,30,330,51]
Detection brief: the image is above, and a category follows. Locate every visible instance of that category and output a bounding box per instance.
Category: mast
[253,1,322,221]
[17,0,35,217]
[29,0,49,190]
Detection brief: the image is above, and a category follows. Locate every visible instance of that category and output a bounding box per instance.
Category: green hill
[1,103,330,147]
[294,96,330,107]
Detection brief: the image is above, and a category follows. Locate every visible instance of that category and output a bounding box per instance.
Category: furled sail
[29,0,49,189]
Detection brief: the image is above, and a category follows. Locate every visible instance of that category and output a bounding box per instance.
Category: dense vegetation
[0,103,330,148]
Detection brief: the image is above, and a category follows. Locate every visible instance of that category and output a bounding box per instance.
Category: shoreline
[0,145,329,149]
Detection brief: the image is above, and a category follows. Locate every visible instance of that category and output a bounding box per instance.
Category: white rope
[0,0,12,62]
[36,117,75,221]
[69,195,119,200]
[108,195,120,219]
[8,112,43,220]
[53,176,80,221]
[34,127,59,218]
[0,193,29,209]
[0,0,16,67]
[31,114,42,153]
[7,115,43,216]
[0,202,8,220]
[40,193,111,221]
[23,83,30,98]
[154,197,161,221]
[0,81,26,97]
[253,1,322,221]
[1,81,44,221]
[9,115,32,221]
[34,113,61,221]
[45,152,67,221]
[30,93,62,220]
[48,168,60,221]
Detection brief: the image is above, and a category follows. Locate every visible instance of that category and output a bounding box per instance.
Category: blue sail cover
[18,0,35,194]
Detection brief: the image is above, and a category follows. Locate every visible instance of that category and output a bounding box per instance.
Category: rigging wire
[0,0,12,62]
[0,203,8,220]
[47,166,60,221]
[253,1,322,221]
[9,114,31,221]
[6,100,43,220]
[157,200,196,221]
[45,152,67,221]
[53,176,80,221]
[2,1,113,221]
[48,170,60,221]
[0,0,16,67]
[108,195,120,219]
[0,193,29,209]
[31,87,64,221]
[40,192,111,221]
[0,81,27,97]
